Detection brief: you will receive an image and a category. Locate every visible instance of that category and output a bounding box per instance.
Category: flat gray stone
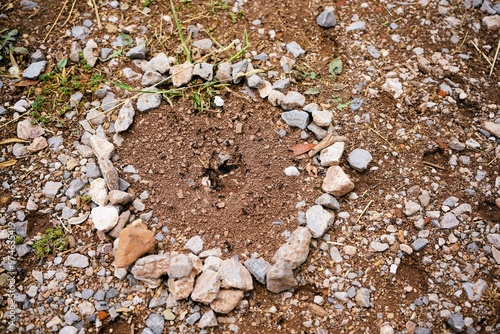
[281,110,309,130]
[126,44,147,59]
[43,181,62,198]
[22,61,47,79]
[441,212,459,229]
[171,62,194,87]
[141,71,164,87]
[232,59,249,84]
[64,253,89,268]
[137,89,162,112]
[244,257,272,284]
[447,313,465,332]
[281,91,306,110]
[193,62,213,81]
[115,100,135,132]
[306,205,334,238]
[285,41,306,57]
[145,313,164,334]
[348,148,373,172]
[315,193,340,210]
[411,238,428,251]
[317,8,337,28]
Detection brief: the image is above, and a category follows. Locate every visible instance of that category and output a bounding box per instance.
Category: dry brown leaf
[9,80,38,87]
[291,143,315,156]
[0,159,17,169]
[0,138,29,145]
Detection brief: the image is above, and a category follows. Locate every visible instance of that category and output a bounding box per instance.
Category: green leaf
[11,46,28,54]
[328,58,343,76]
[111,81,134,91]
[56,58,67,72]
[100,49,123,62]
[120,33,134,47]
[336,101,351,110]
[304,87,321,95]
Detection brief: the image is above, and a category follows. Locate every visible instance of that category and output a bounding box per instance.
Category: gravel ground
[0,0,500,333]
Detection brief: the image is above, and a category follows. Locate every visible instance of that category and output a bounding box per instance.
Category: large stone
[312,109,332,127]
[171,62,194,87]
[266,260,297,293]
[168,253,193,278]
[184,236,203,254]
[136,88,162,112]
[315,193,340,210]
[306,205,334,238]
[126,44,147,59]
[168,271,195,300]
[190,269,220,304]
[281,110,309,130]
[89,178,108,206]
[440,212,459,229]
[107,190,133,205]
[215,62,232,82]
[355,287,371,307]
[281,91,306,110]
[273,227,311,269]
[141,70,164,87]
[91,206,119,231]
[145,313,164,334]
[98,157,119,191]
[347,148,373,172]
[144,52,171,74]
[115,220,155,268]
[90,135,114,160]
[317,7,337,28]
[268,90,285,106]
[483,15,500,30]
[42,181,62,198]
[64,253,89,268]
[198,310,218,328]
[322,166,354,197]
[244,258,272,284]
[231,59,249,83]
[193,62,214,81]
[26,137,48,152]
[209,289,244,314]
[219,258,254,291]
[17,119,45,139]
[131,253,171,279]
[23,61,47,79]
[483,121,500,138]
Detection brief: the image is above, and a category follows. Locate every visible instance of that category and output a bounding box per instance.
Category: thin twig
[61,0,77,27]
[91,0,102,29]
[355,200,373,224]
[422,161,445,170]
[369,127,398,152]
[488,156,497,166]
[489,40,500,76]
[471,40,493,66]
[42,0,69,43]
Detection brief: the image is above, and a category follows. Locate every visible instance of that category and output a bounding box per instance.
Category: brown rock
[322,166,354,197]
[107,190,133,205]
[27,137,48,152]
[168,271,196,300]
[115,220,155,268]
[210,289,244,314]
[98,156,119,191]
[266,260,297,293]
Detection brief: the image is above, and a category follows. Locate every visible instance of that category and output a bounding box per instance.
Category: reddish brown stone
[115,220,155,268]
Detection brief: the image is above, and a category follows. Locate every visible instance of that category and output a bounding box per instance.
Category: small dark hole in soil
[218,162,238,175]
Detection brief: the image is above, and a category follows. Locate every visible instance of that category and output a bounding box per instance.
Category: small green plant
[332,95,351,110]
[14,235,24,245]
[32,95,44,112]
[0,29,27,62]
[80,194,92,206]
[230,10,245,23]
[32,226,68,257]
[141,0,154,6]
[207,0,228,13]
[328,58,343,80]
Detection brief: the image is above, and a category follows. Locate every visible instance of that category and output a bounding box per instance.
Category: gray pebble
[285,41,305,57]
[348,148,373,172]
[146,313,165,334]
[22,61,47,79]
[281,110,310,130]
[317,8,337,28]
[126,44,147,59]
